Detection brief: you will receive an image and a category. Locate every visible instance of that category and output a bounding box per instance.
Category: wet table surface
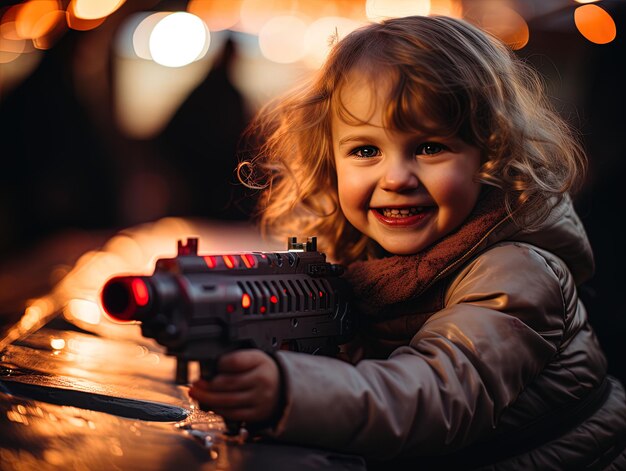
[0,318,366,470]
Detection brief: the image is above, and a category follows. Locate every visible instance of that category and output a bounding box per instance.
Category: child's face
[332,76,483,255]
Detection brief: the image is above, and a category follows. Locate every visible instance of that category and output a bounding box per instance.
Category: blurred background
[0,0,624,382]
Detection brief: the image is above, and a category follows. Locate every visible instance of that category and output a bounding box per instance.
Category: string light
[574,4,616,45]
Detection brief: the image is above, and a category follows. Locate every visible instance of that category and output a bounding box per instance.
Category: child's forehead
[335,69,395,107]
[341,63,396,89]
[332,68,444,133]
[340,75,384,96]
[332,74,391,124]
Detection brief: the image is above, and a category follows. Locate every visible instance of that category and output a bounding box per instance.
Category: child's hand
[188,349,282,425]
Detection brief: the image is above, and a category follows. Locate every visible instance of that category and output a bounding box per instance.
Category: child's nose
[380,161,419,192]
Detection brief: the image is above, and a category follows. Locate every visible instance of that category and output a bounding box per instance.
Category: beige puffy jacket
[270,193,626,470]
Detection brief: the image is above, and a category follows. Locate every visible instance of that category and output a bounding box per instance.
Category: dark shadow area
[0,29,119,261]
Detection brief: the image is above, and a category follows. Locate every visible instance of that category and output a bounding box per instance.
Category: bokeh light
[303,16,366,68]
[0,20,27,64]
[0,12,21,41]
[149,12,210,68]
[0,42,26,64]
[298,0,340,20]
[50,338,66,350]
[66,298,102,325]
[130,12,170,60]
[574,4,616,45]
[14,0,62,41]
[187,0,242,32]
[478,4,529,50]
[66,8,106,31]
[69,0,126,20]
[430,0,460,17]
[258,15,308,64]
[238,0,296,35]
[366,0,431,21]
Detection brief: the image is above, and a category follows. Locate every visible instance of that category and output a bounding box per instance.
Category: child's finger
[217,349,269,373]
[205,399,276,423]
[210,406,263,423]
[189,387,257,409]
[194,360,276,392]
[202,369,261,392]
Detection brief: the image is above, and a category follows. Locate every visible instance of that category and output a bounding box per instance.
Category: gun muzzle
[101,276,152,322]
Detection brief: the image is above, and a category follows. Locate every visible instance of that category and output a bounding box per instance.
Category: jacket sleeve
[268,244,567,459]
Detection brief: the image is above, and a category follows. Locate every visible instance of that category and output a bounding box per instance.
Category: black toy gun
[100,236,354,385]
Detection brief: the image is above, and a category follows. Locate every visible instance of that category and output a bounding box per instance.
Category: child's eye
[349,146,381,158]
[416,142,447,156]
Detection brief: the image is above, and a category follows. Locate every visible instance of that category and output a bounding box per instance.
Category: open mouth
[371,207,433,226]
[376,207,426,218]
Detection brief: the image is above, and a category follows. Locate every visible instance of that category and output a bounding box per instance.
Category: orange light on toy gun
[204,256,217,268]
[101,276,150,322]
[241,293,251,309]
[241,253,256,268]
[223,255,237,269]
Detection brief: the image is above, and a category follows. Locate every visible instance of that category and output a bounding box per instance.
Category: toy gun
[100,236,354,386]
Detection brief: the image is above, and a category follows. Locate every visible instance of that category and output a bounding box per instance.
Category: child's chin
[376,239,428,257]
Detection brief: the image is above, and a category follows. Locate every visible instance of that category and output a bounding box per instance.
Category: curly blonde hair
[239,15,586,265]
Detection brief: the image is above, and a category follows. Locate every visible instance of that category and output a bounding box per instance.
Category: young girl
[189,15,626,469]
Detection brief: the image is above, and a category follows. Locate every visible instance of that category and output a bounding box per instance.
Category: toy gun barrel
[100,237,354,385]
[101,276,165,322]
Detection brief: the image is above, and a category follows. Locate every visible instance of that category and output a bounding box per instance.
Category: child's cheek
[431,173,482,222]
[337,170,365,206]
[336,181,369,231]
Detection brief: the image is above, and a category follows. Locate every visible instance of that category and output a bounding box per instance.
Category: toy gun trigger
[174,357,221,385]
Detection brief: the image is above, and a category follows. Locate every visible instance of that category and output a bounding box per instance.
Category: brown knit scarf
[344,189,509,319]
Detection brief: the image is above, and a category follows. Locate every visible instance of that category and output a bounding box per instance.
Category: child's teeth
[381,207,422,217]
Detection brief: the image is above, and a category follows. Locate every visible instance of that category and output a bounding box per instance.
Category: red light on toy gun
[101,276,151,322]
[132,278,149,306]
